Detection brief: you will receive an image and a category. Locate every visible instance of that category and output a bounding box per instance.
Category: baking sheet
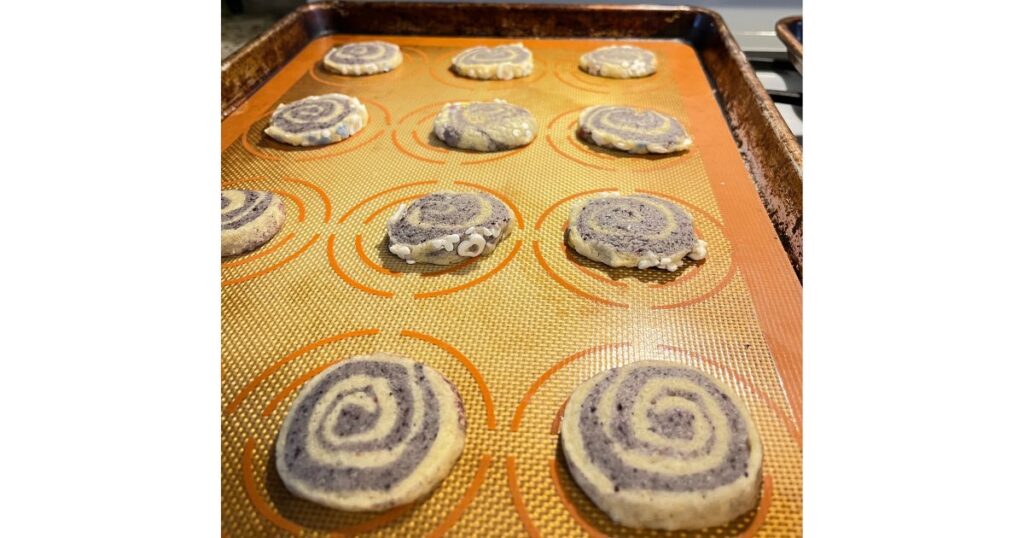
[222,34,803,537]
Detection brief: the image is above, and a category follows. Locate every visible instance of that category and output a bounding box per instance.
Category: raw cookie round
[323,41,403,76]
[276,353,467,511]
[578,105,691,154]
[560,360,763,531]
[579,45,657,79]
[433,99,538,152]
[567,193,707,271]
[387,191,514,265]
[221,190,286,257]
[264,93,368,147]
[451,43,533,80]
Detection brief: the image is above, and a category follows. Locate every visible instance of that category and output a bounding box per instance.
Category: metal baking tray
[775,16,802,75]
[221,3,803,536]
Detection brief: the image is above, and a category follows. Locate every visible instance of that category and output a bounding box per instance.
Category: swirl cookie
[323,41,403,75]
[560,361,763,530]
[387,191,514,265]
[276,353,467,511]
[221,190,285,257]
[433,100,537,152]
[568,193,707,271]
[264,94,368,147]
[579,45,657,79]
[451,43,533,80]
[578,105,691,154]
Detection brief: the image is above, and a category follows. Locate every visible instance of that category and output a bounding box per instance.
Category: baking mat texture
[222,35,803,537]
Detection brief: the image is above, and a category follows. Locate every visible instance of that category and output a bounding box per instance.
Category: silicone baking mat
[222,34,803,537]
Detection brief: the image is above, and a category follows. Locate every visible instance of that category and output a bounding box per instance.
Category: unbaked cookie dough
[560,360,763,530]
[567,193,706,271]
[451,43,533,80]
[221,190,285,257]
[276,353,467,512]
[264,93,368,147]
[387,191,514,265]
[323,41,403,75]
[579,45,657,78]
[433,100,537,151]
[578,105,691,154]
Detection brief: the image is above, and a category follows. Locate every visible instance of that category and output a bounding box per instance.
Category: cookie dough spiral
[324,41,403,75]
[387,191,514,265]
[579,45,657,78]
[276,354,467,511]
[568,193,707,271]
[451,43,533,80]
[433,100,538,151]
[578,105,691,154]
[221,190,285,257]
[560,361,763,530]
[264,93,368,147]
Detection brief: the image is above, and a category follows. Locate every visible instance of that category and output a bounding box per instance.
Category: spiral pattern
[323,41,403,75]
[264,93,368,147]
[560,361,763,530]
[433,100,538,151]
[568,193,707,271]
[578,105,691,154]
[276,354,466,511]
[451,43,533,80]
[221,190,285,257]
[579,45,657,78]
[386,191,514,265]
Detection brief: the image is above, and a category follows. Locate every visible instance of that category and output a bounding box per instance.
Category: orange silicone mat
[222,35,803,537]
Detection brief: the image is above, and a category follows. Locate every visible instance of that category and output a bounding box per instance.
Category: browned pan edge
[221,1,803,278]
[776,15,803,75]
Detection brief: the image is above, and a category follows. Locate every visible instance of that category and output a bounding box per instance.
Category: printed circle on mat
[220,176,331,288]
[533,189,734,310]
[508,343,799,538]
[329,180,524,299]
[544,107,693,173]
[225,328,497,536]
[241,97,389,162]
[390,101,535,166]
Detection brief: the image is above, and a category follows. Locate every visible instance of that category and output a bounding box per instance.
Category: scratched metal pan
[776,15,803,75]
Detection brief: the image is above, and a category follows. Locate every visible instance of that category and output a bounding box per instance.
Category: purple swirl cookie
[433,100,538,152]
[221,189,285,257]
[323,41,403,76]
[578,105,691,154]
[560,360,763,530]
[386,191,514,265]
[567,193,707,271]
[275,353,467,511]
[264,94,368,147]
[579,46,657,78]
[451,43,533,80]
